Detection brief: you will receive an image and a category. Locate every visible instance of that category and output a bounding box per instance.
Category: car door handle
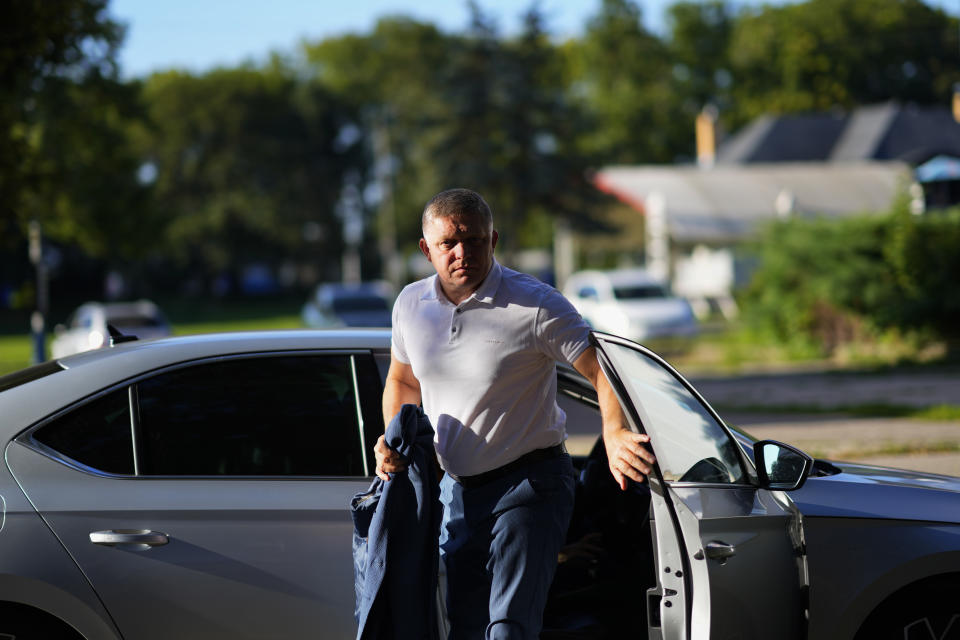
[89,529,169,547]
[703,541,736,562]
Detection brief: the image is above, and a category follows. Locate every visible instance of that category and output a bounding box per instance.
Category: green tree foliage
[741,209,960,352]
[667,1,734,117]
[728,0,959,121]
[432,4,604,254]
[0,0,145,256]
[303,17,451,248]
[306,5,603,259]
[564,0,686,163]
[136,67,360,288]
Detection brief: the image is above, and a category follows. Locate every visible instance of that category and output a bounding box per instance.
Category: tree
[136,66,361,291]
[728,0,960,121]
[303,17,453,265]
[563,0,686,163]
[430,3,605,258]
[0,0,142,253]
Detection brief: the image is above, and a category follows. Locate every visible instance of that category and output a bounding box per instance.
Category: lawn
[0,295,305,376]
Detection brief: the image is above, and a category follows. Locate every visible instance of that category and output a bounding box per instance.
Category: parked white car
[51,301,171,358]
[563,269,697,342]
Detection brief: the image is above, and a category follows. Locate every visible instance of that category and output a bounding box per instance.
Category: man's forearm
[382,378,422,428]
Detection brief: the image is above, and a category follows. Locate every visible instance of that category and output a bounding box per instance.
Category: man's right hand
[374,434,409,481]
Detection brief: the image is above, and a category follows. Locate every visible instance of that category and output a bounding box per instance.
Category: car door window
[33,388,134,474]
[599,339,745,484]
[136,355,364,476]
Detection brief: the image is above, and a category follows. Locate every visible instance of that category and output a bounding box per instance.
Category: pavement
[689,367,960,477]
[565,366,960,476]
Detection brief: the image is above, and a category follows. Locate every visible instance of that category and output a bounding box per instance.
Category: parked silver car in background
[50,300,171,358]
[301,281,394,328]
[563,269,697,342]
[0,329,958,639]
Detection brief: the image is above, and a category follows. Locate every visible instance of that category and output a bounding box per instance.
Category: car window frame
[20,349,385,480]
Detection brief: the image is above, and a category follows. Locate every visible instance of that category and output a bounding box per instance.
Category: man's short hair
[422,189,493,232]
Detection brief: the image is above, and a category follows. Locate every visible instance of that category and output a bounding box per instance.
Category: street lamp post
[28,220,48,364]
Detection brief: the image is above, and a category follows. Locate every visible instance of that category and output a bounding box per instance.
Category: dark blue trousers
[439,454,576,640]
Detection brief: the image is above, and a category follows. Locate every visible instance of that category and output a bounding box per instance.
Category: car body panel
[0,451,122,639]
[7,442,367,640]
[802,517,960,640]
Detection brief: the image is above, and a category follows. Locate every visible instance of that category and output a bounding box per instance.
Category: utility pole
[28,220,48,363]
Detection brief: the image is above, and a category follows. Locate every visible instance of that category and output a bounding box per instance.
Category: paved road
[566,366,960,476]
[690,367,960,477]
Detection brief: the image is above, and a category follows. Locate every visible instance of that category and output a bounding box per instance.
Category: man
[376,188,654,640]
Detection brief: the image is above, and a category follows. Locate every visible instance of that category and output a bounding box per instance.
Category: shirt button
[456,308,463,313]
[451,327,457,332]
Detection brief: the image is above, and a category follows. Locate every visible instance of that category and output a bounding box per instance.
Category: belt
[448,443,566,490]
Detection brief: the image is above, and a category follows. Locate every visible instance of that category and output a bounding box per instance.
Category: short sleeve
[391,289,411,364]
[535,288,591,365]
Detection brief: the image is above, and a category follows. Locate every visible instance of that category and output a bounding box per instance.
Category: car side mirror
[753,440,813,491]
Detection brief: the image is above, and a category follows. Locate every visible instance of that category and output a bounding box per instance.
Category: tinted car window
[600,341,745,484]
[136,355,364,476]
[612,285,667,299]
[33,389,134,474]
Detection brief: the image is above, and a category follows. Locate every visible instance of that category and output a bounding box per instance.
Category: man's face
[419,212,498,301]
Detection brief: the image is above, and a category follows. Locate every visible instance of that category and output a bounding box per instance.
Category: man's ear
[491,230,499,250]
[418,237,431,259]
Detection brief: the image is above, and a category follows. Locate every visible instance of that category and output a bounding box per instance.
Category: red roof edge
[591,172,647,216]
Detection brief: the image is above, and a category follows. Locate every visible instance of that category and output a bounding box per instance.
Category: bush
[739,205,960,355]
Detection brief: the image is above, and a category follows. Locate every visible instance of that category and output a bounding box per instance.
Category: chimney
[696,105,718,168]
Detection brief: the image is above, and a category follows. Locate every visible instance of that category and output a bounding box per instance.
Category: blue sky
[110,0,959,79]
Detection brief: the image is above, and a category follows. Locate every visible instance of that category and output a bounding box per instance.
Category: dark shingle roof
[718,102,960,166]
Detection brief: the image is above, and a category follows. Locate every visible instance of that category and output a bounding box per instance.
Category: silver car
[50,300,172,358]
[0,329,957,639]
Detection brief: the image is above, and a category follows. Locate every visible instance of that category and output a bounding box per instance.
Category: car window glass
[136,355,364,476]
[33,389,134,475]
[600,342,745,484]
[577,286,598,300]
[613,285,667,299]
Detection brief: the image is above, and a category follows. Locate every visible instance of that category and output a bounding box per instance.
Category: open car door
[592,333,809,640]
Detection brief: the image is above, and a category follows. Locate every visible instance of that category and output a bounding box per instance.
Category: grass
[810,440,960,461]
[714,402,960,421]
[0,295,306,377]
[0,334,42,377]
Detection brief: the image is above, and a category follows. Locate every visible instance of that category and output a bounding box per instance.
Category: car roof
[0,329,392,437]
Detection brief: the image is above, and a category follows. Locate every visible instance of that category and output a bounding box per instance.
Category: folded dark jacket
[351,404,441,640]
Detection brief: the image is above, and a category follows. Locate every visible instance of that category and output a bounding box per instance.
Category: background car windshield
[613,285,668,299]
[601,341,745,484]
[331,295,389,313]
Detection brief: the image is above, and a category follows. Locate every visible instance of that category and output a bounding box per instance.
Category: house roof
[717,102,960,166]
[595,162,911,244]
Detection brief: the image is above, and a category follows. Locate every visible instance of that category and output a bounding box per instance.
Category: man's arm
[572,346,655,491]
[375,351,422,481]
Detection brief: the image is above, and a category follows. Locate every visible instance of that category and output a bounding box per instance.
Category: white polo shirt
[392,260,591,476]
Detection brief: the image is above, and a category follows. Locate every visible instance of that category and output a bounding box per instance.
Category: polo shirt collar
[421,259,503,305]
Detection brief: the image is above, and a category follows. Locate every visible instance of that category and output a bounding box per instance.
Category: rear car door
[7,351,384,640]
[593,333,808,640]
